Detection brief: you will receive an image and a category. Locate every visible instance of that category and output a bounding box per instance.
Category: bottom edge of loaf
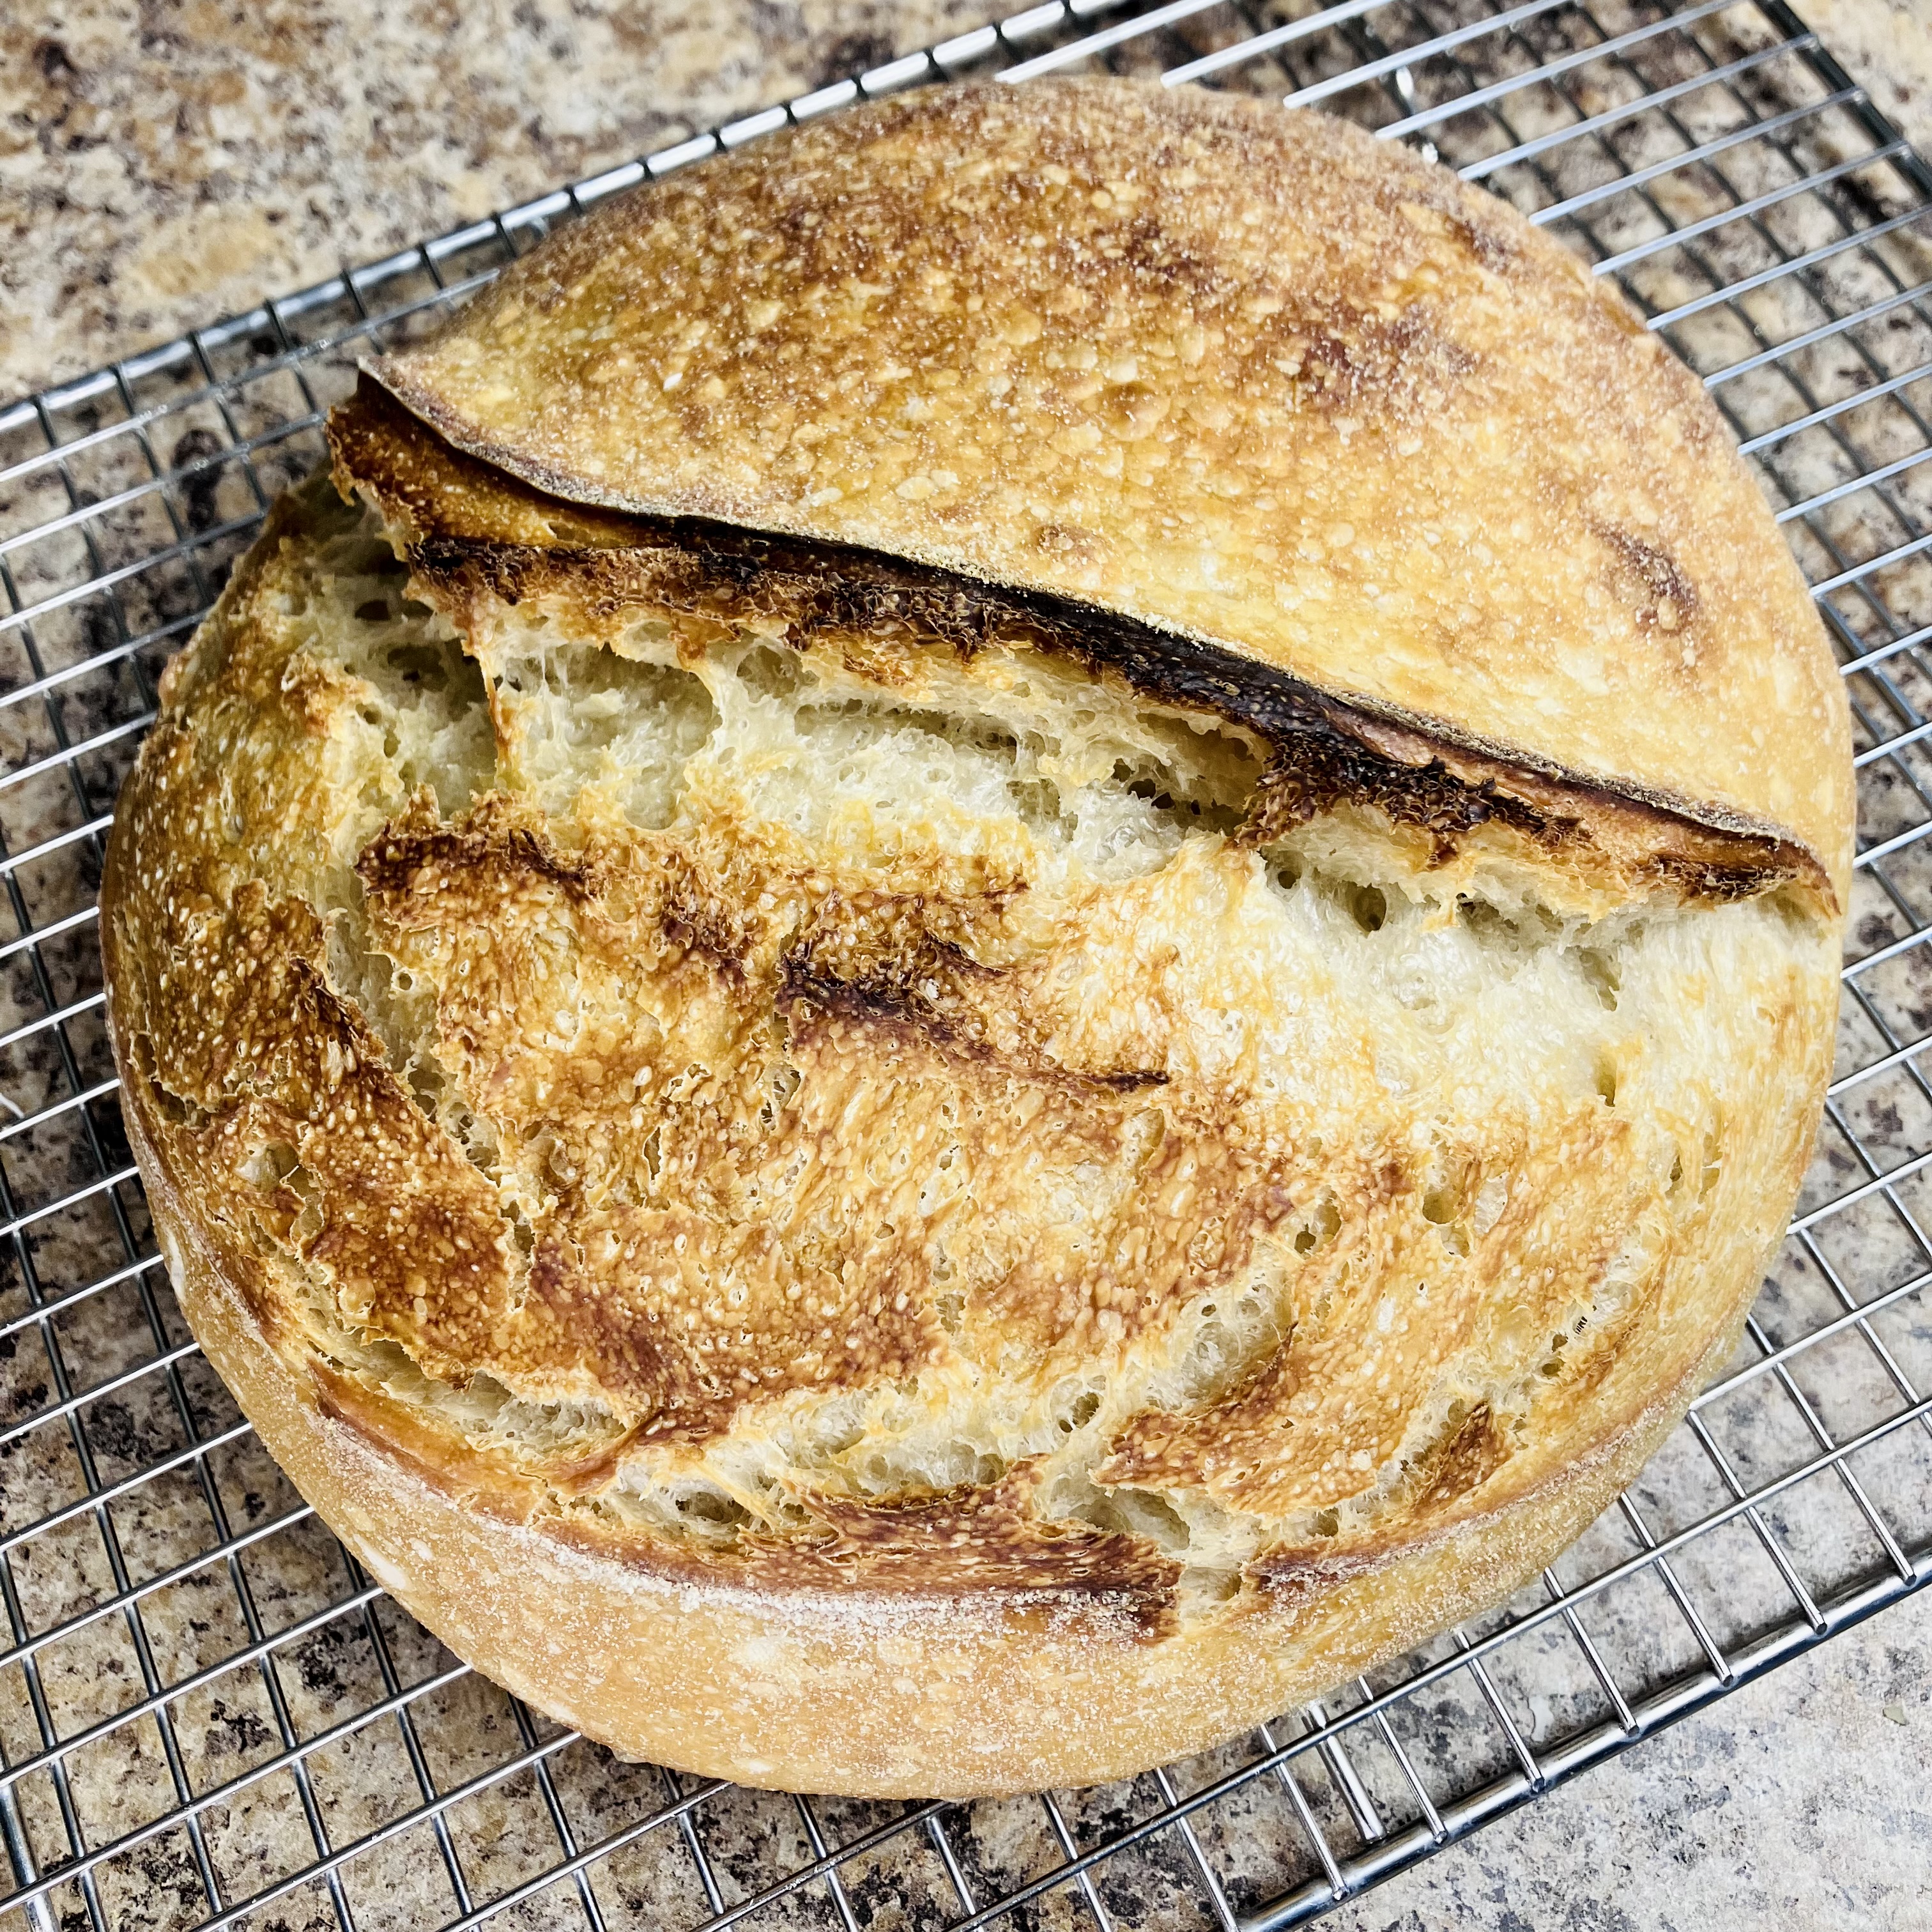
[125,1066,1732,1798]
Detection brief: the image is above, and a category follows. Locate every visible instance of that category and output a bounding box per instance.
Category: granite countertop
[0,0,996,400]
[2,4,1930,1929]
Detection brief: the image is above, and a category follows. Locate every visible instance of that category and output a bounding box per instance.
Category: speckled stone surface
[1,0,996,399]
[1,5,1929,1931]
[1795,0,1932,156]
[1322,1593,1932,1932]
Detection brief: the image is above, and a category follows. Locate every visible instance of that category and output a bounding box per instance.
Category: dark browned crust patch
[744,1466,1181,1629]
[777,906,1169,1095]
[332,379,1828,913]
[1597,523,1699,634]
[1412,1403,1515,1509]
[1247,1404,1556,1607]
[355,797,604,914]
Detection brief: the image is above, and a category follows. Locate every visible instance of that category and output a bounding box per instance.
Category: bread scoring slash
[103,78,1851,1797]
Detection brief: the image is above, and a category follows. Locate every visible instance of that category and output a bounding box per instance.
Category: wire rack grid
[0,2,1929,1928]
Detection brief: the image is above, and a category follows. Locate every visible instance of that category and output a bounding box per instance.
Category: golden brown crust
[370,79,1853,903]
[101,79,1855,1796]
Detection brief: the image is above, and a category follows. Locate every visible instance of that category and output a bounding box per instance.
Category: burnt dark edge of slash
[339,376,1825,911]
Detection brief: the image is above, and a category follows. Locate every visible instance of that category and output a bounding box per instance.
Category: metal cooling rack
[1,1,1929,1926]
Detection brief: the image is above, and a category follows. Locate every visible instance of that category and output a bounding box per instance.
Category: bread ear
[372,78,1851,906]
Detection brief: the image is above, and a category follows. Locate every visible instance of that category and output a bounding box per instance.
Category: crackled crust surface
[103,81,1851,1796]
[373,78,1853,900]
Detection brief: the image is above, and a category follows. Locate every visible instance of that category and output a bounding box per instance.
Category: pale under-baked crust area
[100,80,1852,1797]
[372,79,1854,899]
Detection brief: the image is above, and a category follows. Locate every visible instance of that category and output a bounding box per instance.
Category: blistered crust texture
[374,79,1852,896]
[101,81,1851,1797]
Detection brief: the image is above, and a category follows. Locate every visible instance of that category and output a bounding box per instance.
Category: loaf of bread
[103,77,1852,1797]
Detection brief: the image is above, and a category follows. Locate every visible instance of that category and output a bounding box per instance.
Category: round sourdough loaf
[104,78,1853,1796]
